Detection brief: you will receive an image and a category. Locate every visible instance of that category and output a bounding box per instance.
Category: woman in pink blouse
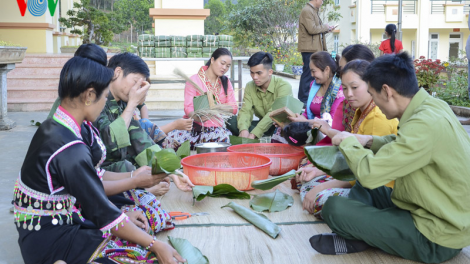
[163,48,238,150]
[289,52,344,142]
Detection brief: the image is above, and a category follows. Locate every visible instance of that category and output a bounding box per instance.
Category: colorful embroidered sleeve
[51,143,126,235]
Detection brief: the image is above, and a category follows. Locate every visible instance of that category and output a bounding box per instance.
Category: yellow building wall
[370,29,383,45]
[429,29,468,61]
[0,0,81,53]
[0,29,53,53]
[0,0,53,24]
[0,0,54,53]
[53,35,60,53]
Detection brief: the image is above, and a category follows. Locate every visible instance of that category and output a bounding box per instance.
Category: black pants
[298,52,314,104]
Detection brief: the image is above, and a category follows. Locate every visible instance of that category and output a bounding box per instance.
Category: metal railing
[430,0,470,14]
[371,0,417,14]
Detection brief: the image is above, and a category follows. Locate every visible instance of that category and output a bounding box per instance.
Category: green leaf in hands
[271,95,304,114]
[168,236,209,264]
[305,127,320,145]
[304,146,355,181]
[154,149,182,174]
[176,140,191,159]
[147,148,182,175]
[250,190,294,213]
[193,184,251,202]
[250,169,298,190]
[222,202,281,239]
[229,135,260,145]
[147,149,163,175]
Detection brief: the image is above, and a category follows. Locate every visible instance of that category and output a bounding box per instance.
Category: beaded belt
[13,175,80,231]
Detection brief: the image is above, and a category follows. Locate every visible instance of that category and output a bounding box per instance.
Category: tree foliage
[204,0,226,35]
[224,0,341,54]
[58,0,114,45]
[114,0,154,34]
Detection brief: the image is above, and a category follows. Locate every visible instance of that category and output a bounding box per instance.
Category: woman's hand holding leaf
[174,118,193,131]
[171,173,195,192]
[288,113,308,123]
[133,166,168,189]
[296,167,326,183]
[248,133,256,139]
[126,210,149,231]
[309,118,330,135]
[147,178,170,196]
[152,241,186,264]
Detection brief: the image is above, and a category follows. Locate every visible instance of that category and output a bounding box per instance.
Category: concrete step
[150,82,185,88]
[7,87,58,100]
[6,75,59,87]
[7,65,62,77]
[145,100,184,110]
[22,54,73,65]
[149,75,185,81]
[8,98,56,112]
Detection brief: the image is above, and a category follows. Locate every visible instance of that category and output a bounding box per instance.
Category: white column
[416,0,430,58]
[0,64,16,130]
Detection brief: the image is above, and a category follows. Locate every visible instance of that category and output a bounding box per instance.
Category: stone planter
[0,46,27,64]
[0,46,27,130]
[291,65,303,76]
[275,64,285,72]
[60,46,79,53]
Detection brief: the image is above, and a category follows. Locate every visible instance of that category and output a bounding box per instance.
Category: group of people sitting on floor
[13,42,470,264]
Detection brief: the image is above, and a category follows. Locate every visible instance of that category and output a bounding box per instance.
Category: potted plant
[60,45,79,53]
[414,56,446,93]
[272,45,288,72]
[290,52,303,76]
[0,41,27,64]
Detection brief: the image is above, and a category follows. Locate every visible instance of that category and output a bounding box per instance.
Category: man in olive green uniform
[230,52,292,139]
[309,52,470,263]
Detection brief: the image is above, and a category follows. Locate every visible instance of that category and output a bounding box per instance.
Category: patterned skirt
[162,125,232,150]
[299,175,351,219]
[89,189,174,263]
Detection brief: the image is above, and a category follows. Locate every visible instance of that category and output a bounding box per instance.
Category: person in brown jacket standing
[298,0,334,106]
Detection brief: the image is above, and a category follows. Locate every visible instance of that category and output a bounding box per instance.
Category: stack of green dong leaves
[218,35,234,53]
[202,35,218,57]
[138,34,155,58]
[171,36,187,47]
[171,47,187,58]
[186,35,203,58]
[170,36,187,58]
[154,35,171,58]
